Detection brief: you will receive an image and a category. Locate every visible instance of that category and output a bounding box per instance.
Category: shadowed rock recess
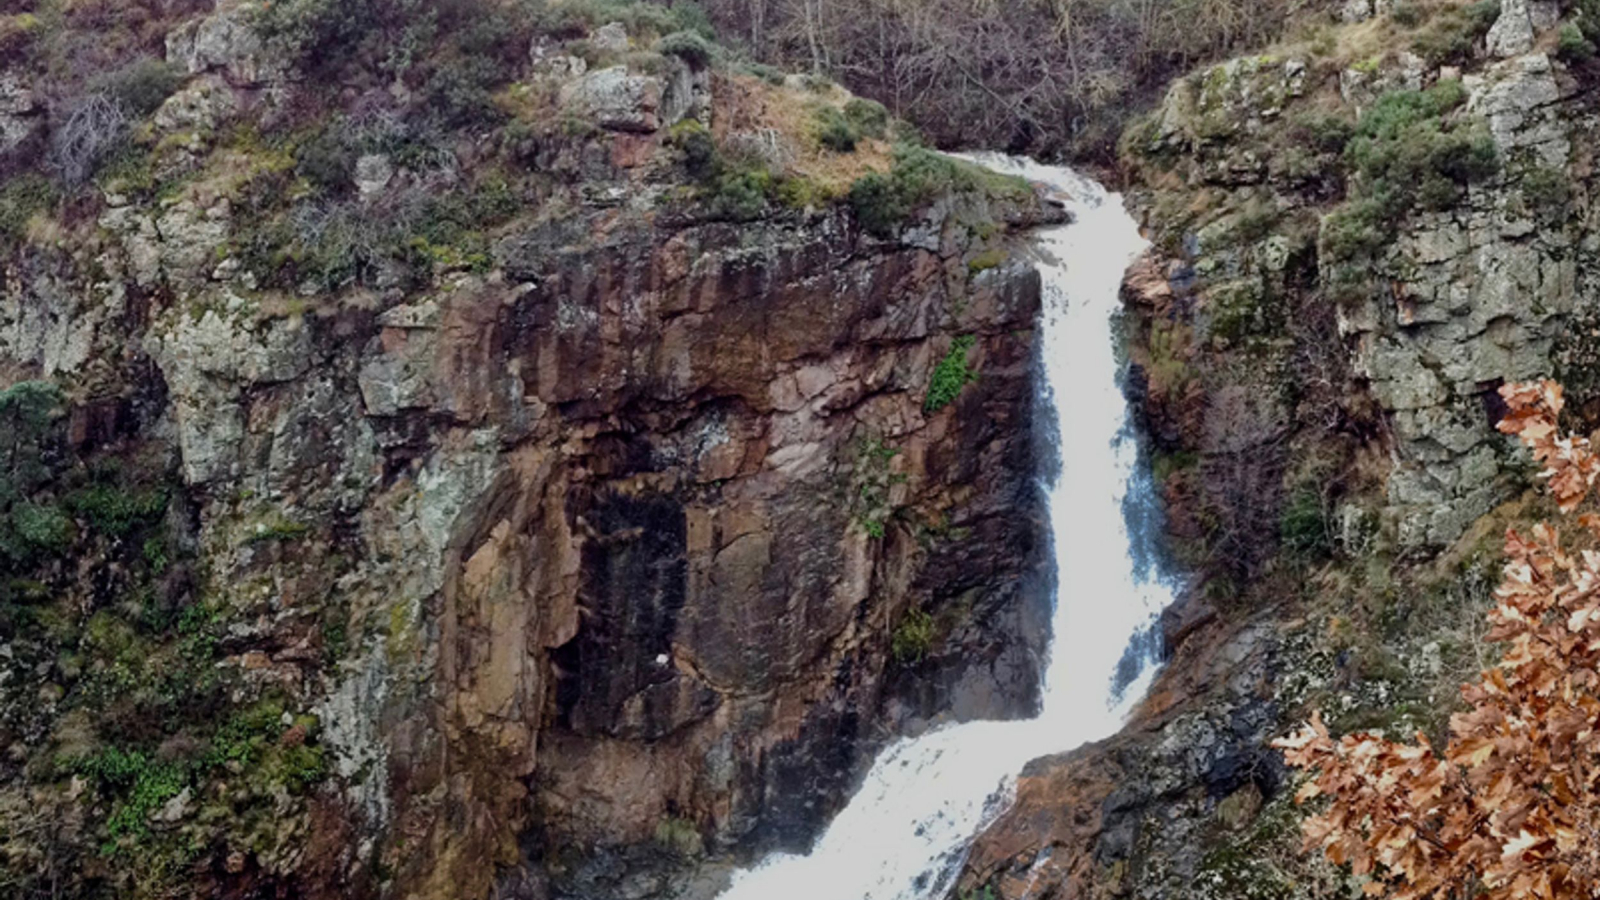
[0,5,1061,899]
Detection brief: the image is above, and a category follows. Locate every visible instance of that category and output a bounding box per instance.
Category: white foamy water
[715,155,1174,900]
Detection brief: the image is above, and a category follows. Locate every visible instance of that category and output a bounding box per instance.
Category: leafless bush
[724,128,794,170]
[48,93,128,187]
[1199,380,1290,579]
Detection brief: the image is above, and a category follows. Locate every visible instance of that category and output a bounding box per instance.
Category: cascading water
[715,156,1177,900]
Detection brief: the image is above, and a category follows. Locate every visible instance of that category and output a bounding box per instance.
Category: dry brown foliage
[1276,380,1600,899]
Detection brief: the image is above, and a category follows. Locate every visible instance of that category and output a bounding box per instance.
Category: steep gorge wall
[959,1,1600,897]
[0,6,1058,898]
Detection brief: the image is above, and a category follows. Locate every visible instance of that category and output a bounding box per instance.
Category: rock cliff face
[0,6,1057,898]
[957,1,1600,897]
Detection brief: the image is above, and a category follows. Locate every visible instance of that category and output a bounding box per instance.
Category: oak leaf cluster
[1275,380,1600,899]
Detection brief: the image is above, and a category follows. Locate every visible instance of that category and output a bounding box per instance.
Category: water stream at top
[716,155,1175,900]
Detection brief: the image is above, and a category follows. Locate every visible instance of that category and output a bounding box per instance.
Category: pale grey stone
[591,21,630,54]
[560,65,676,133]
[166,5,282,86]
[0,73,40,155]
[1487,0,1536,57]
[154,75,238,132]
[355,154,395,200]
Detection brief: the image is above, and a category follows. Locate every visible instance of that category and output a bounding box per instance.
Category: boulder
[153,75,239,133]
[0,73,41,155]
[590,21,630,54]
[559,63,695,133]
[165,4,283,86]
[1486,0,1537,57]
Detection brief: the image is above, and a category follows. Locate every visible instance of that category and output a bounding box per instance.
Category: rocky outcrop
[1336,51,1584,547]
[953,3,1600,897]
[126,206,1051,899]
[1123,21,1595,555]
[0,11,1062,900]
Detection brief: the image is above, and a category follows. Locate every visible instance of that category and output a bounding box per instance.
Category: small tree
[1276,380,1600,899]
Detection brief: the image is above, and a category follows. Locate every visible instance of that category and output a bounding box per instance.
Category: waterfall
[716,156,1175,900]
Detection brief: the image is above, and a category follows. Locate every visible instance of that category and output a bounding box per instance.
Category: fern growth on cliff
[925,335,979,413]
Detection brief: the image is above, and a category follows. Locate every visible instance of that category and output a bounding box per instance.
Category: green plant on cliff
[844,98,890,139]
[1510,163,1573,230]
[656,29,718,67]
[852,437,904,538]
[1322,81,1497,263]
[0,174,57,249]
[66,483,168,538]
[1558,22,1597,62]
[850,144,1029,238]
[892,606,936,663]
[815,105,861,152]
[653,815,705,858]
[92,57,185,118]
[926,335,979,413]
[0,382,68,570]
[1279,487,1331,560]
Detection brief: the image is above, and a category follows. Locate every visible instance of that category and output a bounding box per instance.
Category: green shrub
[66,485,168,537]
[1521,165,1573,221]
[1579,0,1600,41]
[94,57,186,117]
[0,174,57,246]
[1290,111,1354,154]
[849,144,1029,238]
[295,127,356,194]
[926,335,978,413]
[256,0,531,94]
[423,55,505,127]
[253,0,385,67]
[844,97,890,140]
[66,747,188,842]
[1390,2,1424,27]
[656,30,717,68]
[1558,22,1596,62]
[711,167,773,219]
[0,381,66,566]
[11,502,75,553]
[1319,196,1390,262]
[1322,81,1497,261]
[775,174,830,209]
[892,607,936,663]
[544,0,715,38]
[1280,488,1330,559]
[142,536,169,574]
[1230,198,1281,243]
[815,105,860,152]
[848,171,908,237]
[671,118,717,177]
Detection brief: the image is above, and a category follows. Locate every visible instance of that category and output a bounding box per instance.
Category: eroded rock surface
[0,10,1064,897]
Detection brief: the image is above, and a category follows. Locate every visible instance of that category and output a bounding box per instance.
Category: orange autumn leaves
[1275,381,1600,900]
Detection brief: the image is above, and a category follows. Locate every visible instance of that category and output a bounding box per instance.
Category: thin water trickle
[716,155,1176,900]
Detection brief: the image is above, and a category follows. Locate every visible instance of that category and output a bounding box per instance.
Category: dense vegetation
[1321,80,1498,266]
